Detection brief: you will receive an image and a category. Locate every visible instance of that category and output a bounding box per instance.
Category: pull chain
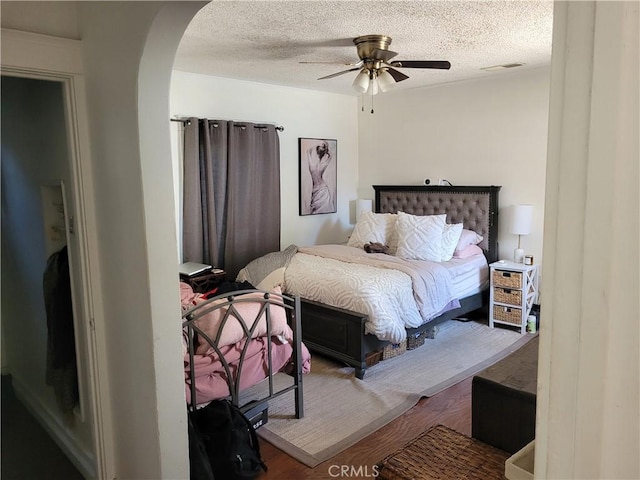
[370,88,374,114]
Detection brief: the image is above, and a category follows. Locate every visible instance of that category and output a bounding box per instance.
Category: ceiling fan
[302,34,451,94]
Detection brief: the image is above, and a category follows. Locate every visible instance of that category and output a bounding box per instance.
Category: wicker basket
[377,424,509,480]
[493,305,522,325]
[407,330,427,350]
[493,287,522,305]
[382,340,407,360]
[366,350,383,367]
[493,269,522,289]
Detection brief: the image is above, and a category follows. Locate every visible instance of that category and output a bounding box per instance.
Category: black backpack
[189,400,267,480]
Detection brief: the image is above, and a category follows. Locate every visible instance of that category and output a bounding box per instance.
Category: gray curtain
[182,118,281,280]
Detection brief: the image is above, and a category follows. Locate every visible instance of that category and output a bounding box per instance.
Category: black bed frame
[301,185,501,379]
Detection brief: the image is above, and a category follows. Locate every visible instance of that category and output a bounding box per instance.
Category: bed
[180,282,311,424]
[238,185,500,379]
[300,185,501,378]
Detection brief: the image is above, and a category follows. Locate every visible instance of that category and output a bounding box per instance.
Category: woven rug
[376,424,510,480]
[254,320,534,467]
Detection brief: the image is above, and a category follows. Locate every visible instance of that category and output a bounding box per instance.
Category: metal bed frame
[182,289,304,422]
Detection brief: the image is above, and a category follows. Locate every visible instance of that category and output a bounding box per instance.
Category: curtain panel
[182,118,281,279]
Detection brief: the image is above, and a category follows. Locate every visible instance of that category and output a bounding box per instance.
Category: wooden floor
[1,375,85,480]
[257,375,473,479]
[2,371,472,480]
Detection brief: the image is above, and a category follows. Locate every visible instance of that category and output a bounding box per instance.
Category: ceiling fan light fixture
[377,69,396,92]
[313,34,452,94]
[352,69,370,93]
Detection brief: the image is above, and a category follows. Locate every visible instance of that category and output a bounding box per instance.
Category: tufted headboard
[373,185,501,264]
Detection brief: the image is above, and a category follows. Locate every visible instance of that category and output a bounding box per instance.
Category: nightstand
[489,261,538,334]
[180,268,226,294]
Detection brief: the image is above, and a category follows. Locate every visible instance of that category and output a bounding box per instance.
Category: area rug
[254,320,534,467]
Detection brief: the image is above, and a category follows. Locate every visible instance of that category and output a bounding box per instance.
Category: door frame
[1,28,114,480]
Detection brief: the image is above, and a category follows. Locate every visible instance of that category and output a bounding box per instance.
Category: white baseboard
[11,377,96,479]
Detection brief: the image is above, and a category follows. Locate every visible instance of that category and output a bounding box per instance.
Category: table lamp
[510,204,533,263]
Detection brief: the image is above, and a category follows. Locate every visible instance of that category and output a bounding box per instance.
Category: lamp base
[514,248,525,263]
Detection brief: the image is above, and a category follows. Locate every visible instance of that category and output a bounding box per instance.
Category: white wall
[0,1,80,39]
[77,5,168,476]
[76,2,205,478]
[358,68,550,273]
[170,71,359,249]
[138,5,210,478]
[536,2,639,478]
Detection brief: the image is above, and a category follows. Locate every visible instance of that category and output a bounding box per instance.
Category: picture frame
[298,137,337,215]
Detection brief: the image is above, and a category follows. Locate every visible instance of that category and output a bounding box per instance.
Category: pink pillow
[454,229,483,253]
[453,244,484,259]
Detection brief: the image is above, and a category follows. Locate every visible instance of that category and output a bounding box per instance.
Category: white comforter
[283,245,459,343]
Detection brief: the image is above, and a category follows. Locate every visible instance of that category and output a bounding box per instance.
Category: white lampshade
[377,69,396,92]
[352,69,370,93]
[510,204,533,263]
[509,204,533,235]
[356,199,373,220]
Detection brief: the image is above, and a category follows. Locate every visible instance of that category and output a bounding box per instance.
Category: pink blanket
[184,336,311,406]
[181,283,293,354]
[180,282,311,406]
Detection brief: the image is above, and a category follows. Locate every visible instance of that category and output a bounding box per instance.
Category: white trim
[1,28,83,74]
[61,70,115,480]
[12,377,96,479]
[59,179,88,422]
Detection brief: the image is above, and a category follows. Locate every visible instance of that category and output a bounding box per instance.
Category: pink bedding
[180,282,293,353]
[184,336,311,406]
[180,282,311,406]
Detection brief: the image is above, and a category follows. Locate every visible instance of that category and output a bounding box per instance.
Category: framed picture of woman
[298,137,337,215]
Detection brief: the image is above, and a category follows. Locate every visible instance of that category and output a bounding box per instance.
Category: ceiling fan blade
[317,67,362,80]
[370,48,398,62]
[301,60,363,67]
[299,38,357,48]
[385,67,409,83]
[390,60,451,70]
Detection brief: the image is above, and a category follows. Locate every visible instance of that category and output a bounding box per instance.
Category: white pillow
[441,223,464,262]
[395,212,446,262]
[454,229,484,253]
[256,267,286,291]
[348,211,397,250]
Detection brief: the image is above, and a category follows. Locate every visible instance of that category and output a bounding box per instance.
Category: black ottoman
[472,335,538,454]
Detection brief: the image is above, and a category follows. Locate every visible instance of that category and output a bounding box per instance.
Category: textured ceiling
[174,1,554,95]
